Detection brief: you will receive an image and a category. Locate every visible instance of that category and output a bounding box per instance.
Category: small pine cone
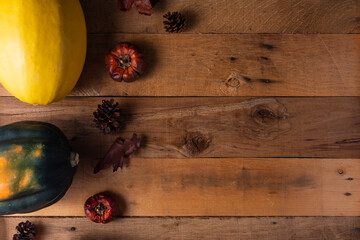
[163,12,186,33]
[13,221,36,240]
[93,99,123,134]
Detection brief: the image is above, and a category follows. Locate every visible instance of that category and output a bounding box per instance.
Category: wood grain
[6,158,360,216]
[1,96,360,158]
[1,217,360,240]
[0,0,358,236]
[1,34,359,97]
[81,0,360,34]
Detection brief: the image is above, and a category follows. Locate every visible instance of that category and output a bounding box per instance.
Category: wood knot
[185,132,211,155]
[253,108,277,125]
[221,73,253,94]
[225,76,240,88]
[240,99,291,140]
[251,105,287,127]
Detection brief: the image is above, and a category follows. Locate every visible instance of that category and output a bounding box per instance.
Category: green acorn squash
[0,121,78,215]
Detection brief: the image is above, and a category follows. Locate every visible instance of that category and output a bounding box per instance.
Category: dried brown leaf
[118,0,153,15]
[94,134,141,174]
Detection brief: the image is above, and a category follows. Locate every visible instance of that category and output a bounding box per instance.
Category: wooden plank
[1,217,360,239]
[4,158,360,216]
[1,97,360,158]
[80,0,360,34]
[0,34,359,97]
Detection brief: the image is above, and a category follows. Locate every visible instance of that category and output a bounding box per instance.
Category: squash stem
[70,152,79,167]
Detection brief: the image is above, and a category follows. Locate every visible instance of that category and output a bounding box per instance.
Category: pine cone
[93,99,123,134]
[163,12,186,33]
[13,221,36,240]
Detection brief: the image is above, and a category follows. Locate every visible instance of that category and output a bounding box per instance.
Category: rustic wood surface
[1,97,360,158]
[81,0,360,34]
[1,34,359,97]
[6,157,360,217]
[2,217,360,240]
[1,0,360,239]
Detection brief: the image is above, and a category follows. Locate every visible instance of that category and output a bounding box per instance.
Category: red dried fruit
[105,43,144,82]
[84,192,119,224]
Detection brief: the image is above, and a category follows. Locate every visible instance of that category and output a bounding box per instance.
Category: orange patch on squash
[15,146,22,152]
[0,167,16,200]
[0,185,14,200]
[35,149,41,157]
[0,157,7,168]
[19,169,32,188]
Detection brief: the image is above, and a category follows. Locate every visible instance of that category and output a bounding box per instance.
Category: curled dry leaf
[94,134,141,174]
[118,0,154,16]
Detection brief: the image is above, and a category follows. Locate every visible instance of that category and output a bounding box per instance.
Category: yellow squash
[0,0,87,105]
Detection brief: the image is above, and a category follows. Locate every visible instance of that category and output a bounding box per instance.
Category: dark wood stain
[242,76,252,82]
[290,175,316,188]
[336,138,360,144]
[258,78,275,84]
[344,192,352,196]
[160,169,295,192]
[161,221,180,231]
[179,174,223,189]
[236,168,285,191]
[160,175,174,193]
[346,178,354,181]
[230,57,237,61]
[260,43,276,50]
[260,56,269,61]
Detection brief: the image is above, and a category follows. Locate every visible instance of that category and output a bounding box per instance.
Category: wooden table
[1,0,360,239]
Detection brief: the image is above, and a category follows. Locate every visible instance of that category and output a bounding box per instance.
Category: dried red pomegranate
[105,43,144,82]
[84,192,119,224]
